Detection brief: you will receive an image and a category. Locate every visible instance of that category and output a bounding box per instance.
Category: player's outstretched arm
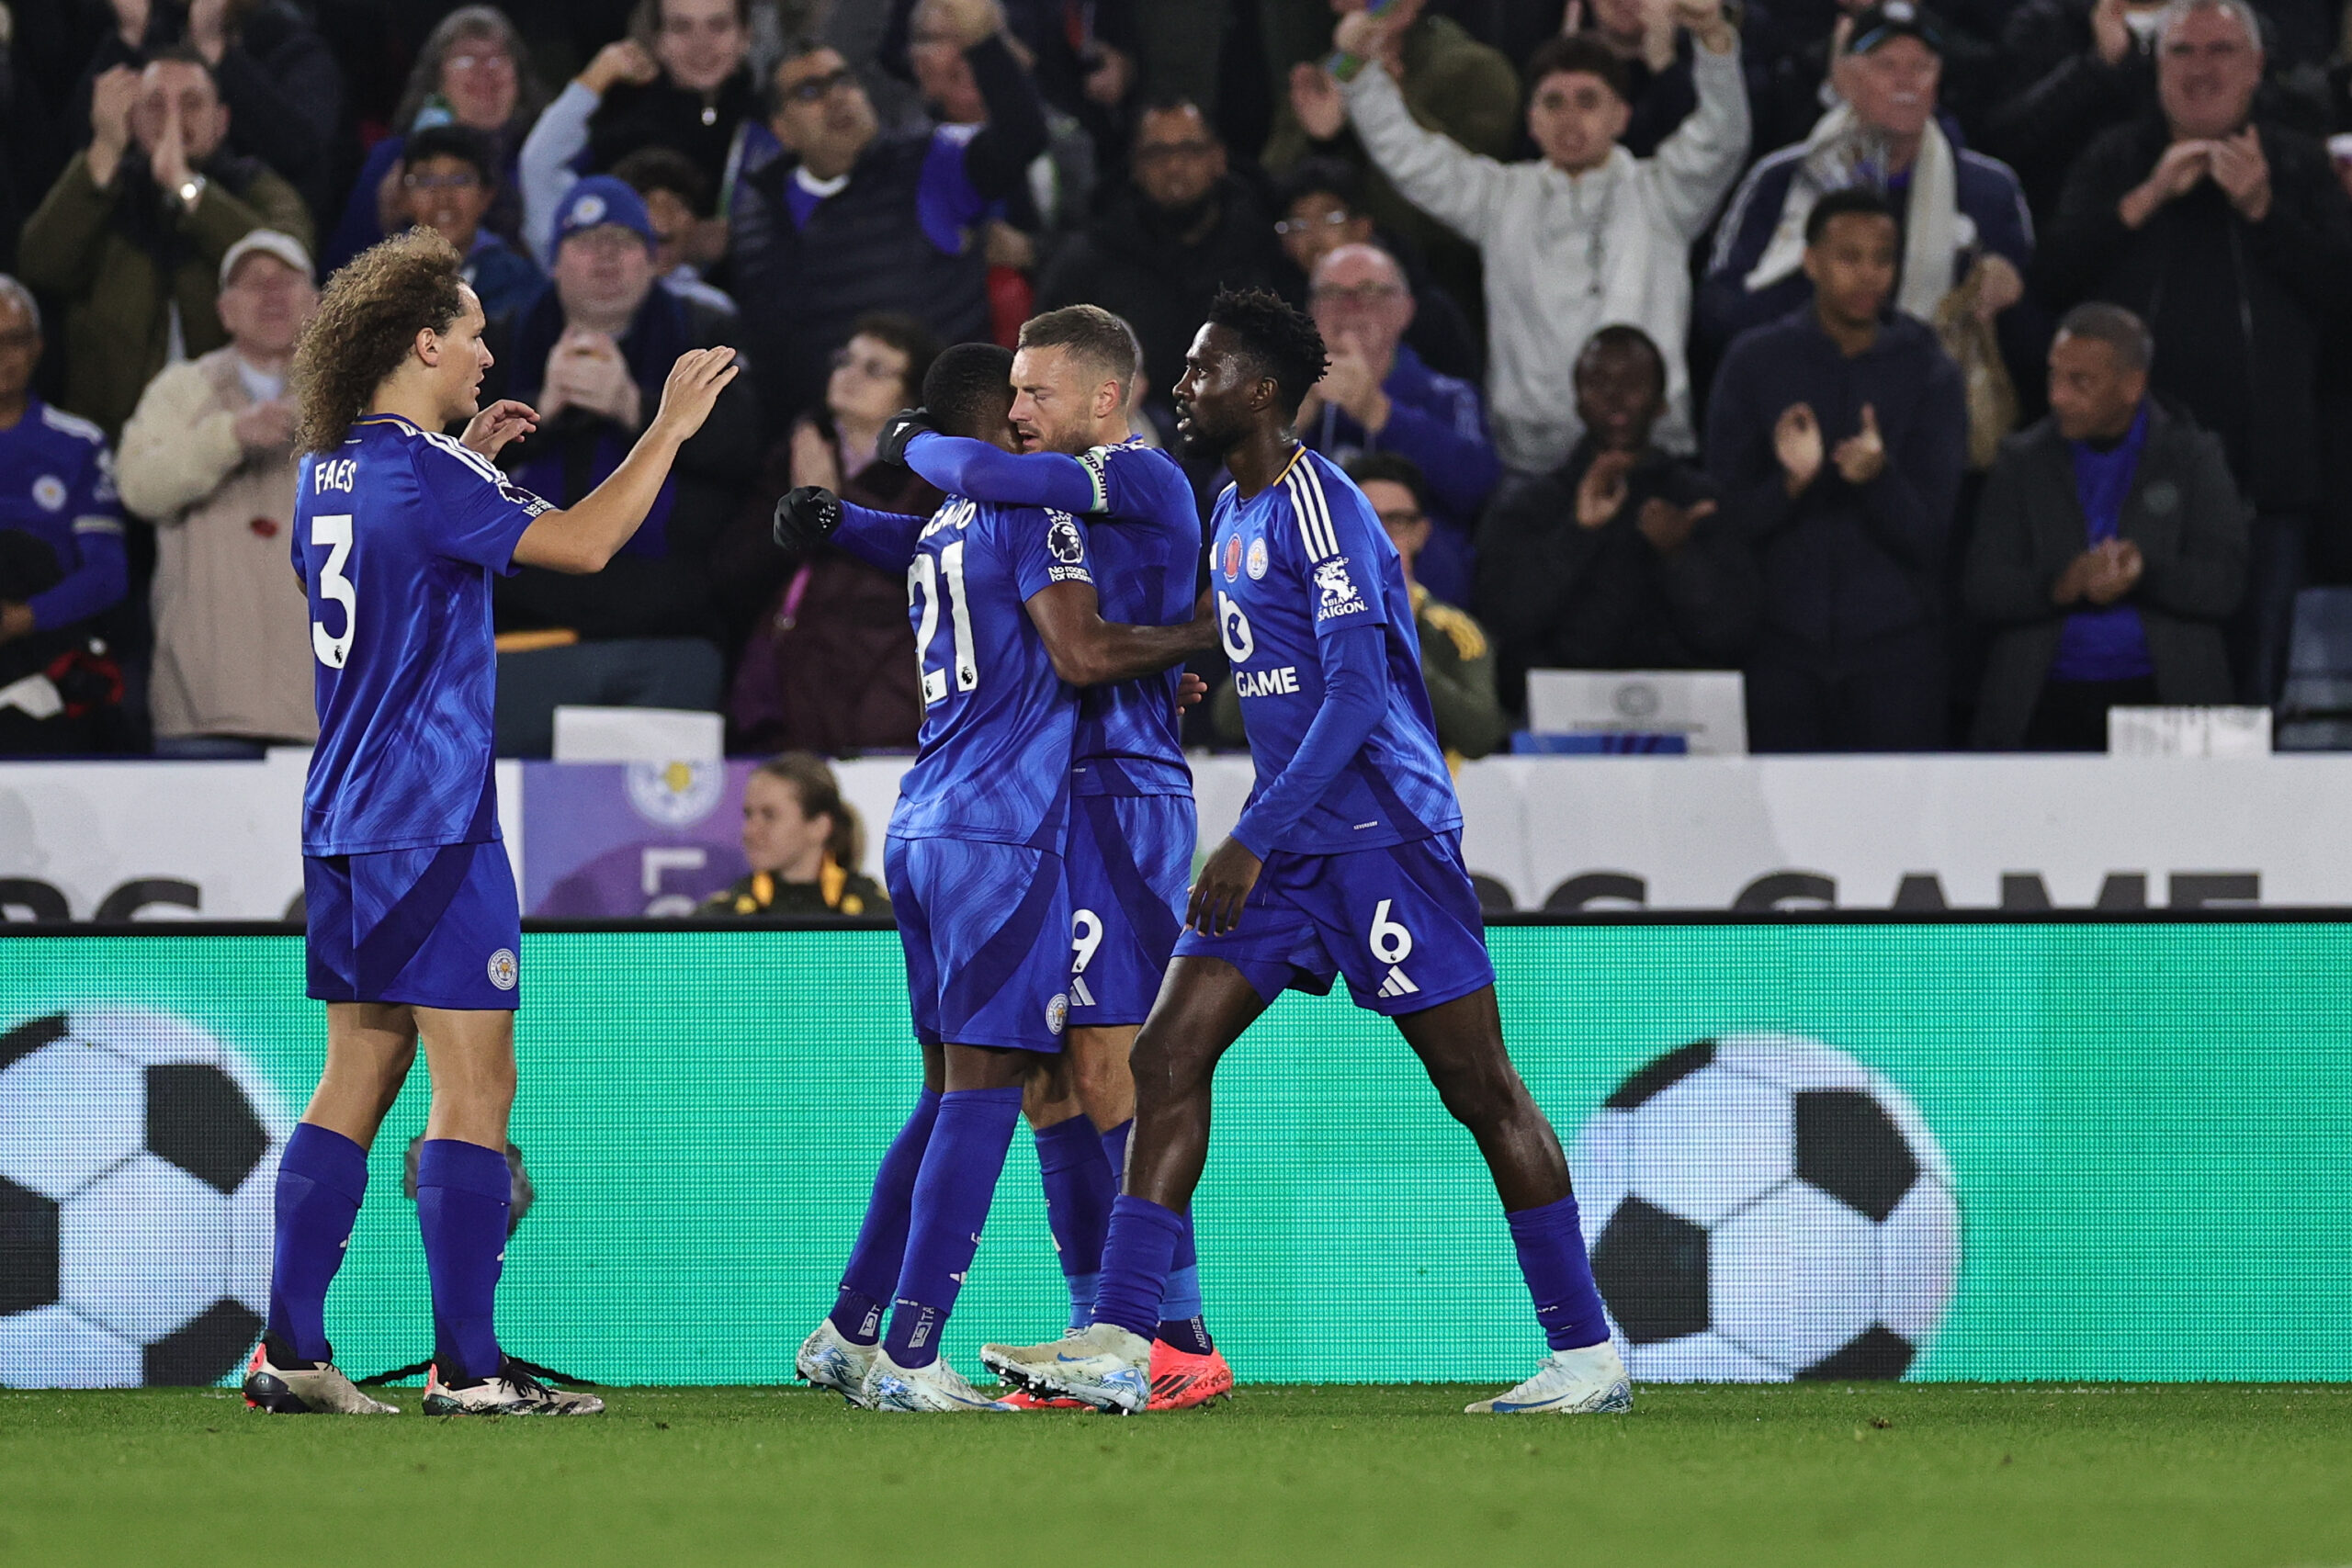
[773,483,933,574]
[901,429,1102,513]
[510,347,739,573]
[1025,581,1216,687]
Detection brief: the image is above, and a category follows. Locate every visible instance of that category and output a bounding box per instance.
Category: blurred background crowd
[2,0,2349,760]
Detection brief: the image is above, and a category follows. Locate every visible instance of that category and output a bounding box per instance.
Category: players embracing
[776,325,1219,1411]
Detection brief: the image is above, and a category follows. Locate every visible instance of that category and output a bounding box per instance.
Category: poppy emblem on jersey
[31,476,66,513]
[1246,536,1269,581]
[1046,993,1069,1035]
[1047,514,1086,565]
[487,949,519,991]
[1223,535,1242,582]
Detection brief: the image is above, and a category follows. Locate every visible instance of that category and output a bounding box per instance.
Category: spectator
[611,146,737,319]
[398,125,544,322]
[1476,324,1762,714]
[1035,98,1283,429]
[1272,0,1521,323]
[1984,0,2165,223]
[519,0,781,271]
[2041,0,2352,702]
[1314,0,1750,473]
[730,31,1047,426]
[0,276,130,754]
[19,49,311,439]
[1272,156,1481,382]
[482,176,762,756]
[73,0,338,221]
[1964,302,2245,748]
[1706,188,1968,751]
[113,231,317,756]
[1700,3,2033,373]
[322,6,548,275]
[1559,0,1707,155]
[877,0,1140,168]
[901,0,1097,341]
[1295,242,1499,604]
[1212,451,1507,759]
[720,312,943,754]
[695,753,889,915]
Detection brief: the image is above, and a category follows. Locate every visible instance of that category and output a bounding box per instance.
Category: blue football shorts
[305,839,523,1011]
[1172,830,1495,1016]
[1063,793,1193,1028]
[886,833,1071,1054]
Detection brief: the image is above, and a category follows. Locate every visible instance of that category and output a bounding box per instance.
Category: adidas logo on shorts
[1376,965,1419,999]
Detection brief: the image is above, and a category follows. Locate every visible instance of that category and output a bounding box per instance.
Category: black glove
[876,406,933,467]
[772,485,842,554]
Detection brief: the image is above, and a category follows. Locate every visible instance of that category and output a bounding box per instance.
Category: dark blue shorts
[304,839,523,1011]
[886,834,1070,1054]
[1172,831,1494,1015]
[1063,794,1193,1027]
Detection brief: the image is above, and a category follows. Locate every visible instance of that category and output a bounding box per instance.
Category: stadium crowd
[2,0,2347,758]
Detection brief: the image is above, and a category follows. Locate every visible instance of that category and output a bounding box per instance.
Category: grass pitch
[5,1382,2349,1567]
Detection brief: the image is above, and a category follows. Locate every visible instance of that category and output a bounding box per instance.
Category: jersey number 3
[910,542,979,706]
[311,513,356,669]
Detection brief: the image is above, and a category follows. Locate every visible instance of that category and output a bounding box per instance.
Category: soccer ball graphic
[0,1009,288,1387]
[1569,1033,1960,1381]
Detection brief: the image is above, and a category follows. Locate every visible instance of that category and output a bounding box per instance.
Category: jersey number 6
[311,513,356,669]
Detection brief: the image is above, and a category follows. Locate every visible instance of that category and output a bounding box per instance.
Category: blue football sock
[1091,1195,1187,1342]
[883,1086,1023,1369]
[1507,1192,1611,1352]
[1156,1218,1214,1353]
[1034,1115,1114,1328]
[832,1086,943,1344]
[414,1138,511,1384]
[266,1122,368,1365]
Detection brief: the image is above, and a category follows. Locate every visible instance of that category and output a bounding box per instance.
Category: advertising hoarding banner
[4,924,2347,1386]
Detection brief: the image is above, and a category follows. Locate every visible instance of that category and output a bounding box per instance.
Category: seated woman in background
[698,754,888,917]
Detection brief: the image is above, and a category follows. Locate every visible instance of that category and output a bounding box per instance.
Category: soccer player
[983,289,1633,1416]
[243,228,738,1416]
[777,343,1214,1412]
[888,306,1233,1409]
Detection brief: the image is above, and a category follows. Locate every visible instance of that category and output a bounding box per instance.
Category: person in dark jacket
[482,176,762,756]
[2039,0,2352,703]
[1707,187,1968,751]
[1965,302,2245,749]
[1982,0,2164,224]
[1295,241,1499,606]
[1034,99,1284,429]
[1270,156,1481,384]
[1476,324,1760,716]
[728,30,1046,428]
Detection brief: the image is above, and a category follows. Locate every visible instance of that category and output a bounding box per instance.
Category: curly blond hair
[292,228,469,455]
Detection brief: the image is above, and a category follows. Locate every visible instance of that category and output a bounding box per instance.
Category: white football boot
[980,1323,1151,1415]
[1464,1342,1634,1415]
[861,1348,1011,1413]
[243,1341,399,1415]
[797,1319,879,1407]
[424,1361,605,1416]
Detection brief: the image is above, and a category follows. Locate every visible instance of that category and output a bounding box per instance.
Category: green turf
[5,1383,2350,1567]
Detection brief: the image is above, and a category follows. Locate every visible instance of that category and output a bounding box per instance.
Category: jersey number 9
[311,513,356,669]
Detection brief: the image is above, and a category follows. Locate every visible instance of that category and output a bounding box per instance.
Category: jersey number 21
[910,542,978,705]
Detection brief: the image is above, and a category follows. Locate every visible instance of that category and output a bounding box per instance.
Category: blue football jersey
[1069,438,1200,797]
[887,494,1095,850]
[1211,447,1461,855]
[293,415,550,855]
[0,397,125,628]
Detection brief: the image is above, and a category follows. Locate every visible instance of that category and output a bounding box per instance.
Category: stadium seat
[2275,589,2352,751]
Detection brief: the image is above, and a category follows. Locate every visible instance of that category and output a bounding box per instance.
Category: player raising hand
[244,227,736,1418]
